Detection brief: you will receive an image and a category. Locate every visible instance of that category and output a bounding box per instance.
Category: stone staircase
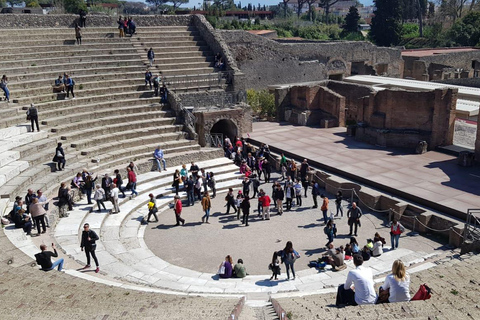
[0,25,228,208]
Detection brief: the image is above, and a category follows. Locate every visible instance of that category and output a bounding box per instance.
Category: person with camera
[35,243,64,271]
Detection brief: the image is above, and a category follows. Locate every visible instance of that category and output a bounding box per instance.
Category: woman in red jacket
[389,219,405,250]
[174,195,185,226]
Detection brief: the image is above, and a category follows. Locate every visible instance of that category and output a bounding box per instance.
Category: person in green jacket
[234,259,248,278]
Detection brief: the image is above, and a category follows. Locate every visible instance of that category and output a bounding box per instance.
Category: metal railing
[464,209,480,242]
[205,133,223,148]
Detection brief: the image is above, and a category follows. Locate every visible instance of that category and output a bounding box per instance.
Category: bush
[247,89,276,117]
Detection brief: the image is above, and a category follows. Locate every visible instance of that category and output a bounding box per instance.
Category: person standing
[189,162,199,180]
[294,180,303,206]
[279,153,287,180]
[101,173,113,197]
[285,183,294,211]
[79,10,87,27]
[207,172,216,198]
[389,218,405,250]
[147,193,159,223]
[240,195,250,226]
[280,241,300,280]
[185,175,195,206]
[113,169,126,197]
[242,177,251,198]
[262,159,271,183]
[259,190,271,220]
[172,169,181,196]
[174,195,185,226]
[30,198,47,235]
[110,184,120,213]
[145,69,152,90]
[336,254,376,306]
[27,104,40,132]
[75,23,82,45]
[194,174,203,201]
[225,188,237,214]
[347,202,362,236]
[335,190,343,217]
[93,185,107,213]
[311,181,320,208]
[53,142,66,171]
[84,175,96,205]
[380,260,411,303]
[201,191,211,223]
[127,167,138,197]
[36,189,50,228]
[299,159,310,182]
[64,74,75,99]
[273,184,284,215]
[1,75,10,102]
[153,145,167,171]
[147,48,155,67]
[324,219,335,247]
[35,243,64,271]
[117,16,125,37]
[321,194,329,223]
[80,223,100,273]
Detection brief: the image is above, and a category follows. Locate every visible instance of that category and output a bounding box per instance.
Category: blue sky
[138,0,374,10]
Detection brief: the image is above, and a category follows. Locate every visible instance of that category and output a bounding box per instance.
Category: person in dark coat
[241,196,251,226]
[53,142,65,171]
[80,223,100,273]
[27,103,40,132]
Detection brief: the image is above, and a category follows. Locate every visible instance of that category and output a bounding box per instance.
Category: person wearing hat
[146,193,158,223]
[27,103,39,132]
[322,243,345,270]
[336,254,377,306]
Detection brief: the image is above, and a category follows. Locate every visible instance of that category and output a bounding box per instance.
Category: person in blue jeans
[153,146,167,172]
[185,175,195,206]
[35,244,64,271]
[389,219,405,250]
[1,75,10,102]
[280,241,300,280]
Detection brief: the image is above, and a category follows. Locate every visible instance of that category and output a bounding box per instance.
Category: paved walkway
[249,122,480,218]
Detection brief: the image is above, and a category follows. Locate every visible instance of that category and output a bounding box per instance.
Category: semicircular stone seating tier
[0,25,224,215]
[5,159,440,296]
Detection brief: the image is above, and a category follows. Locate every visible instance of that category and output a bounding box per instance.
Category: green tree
[63,0,87,13]
[370,0,402,46]
[26,0,41,7]
[318,0,339,24]
[0,0,7,7]
[343,6,360,33]
[448,11,480,46]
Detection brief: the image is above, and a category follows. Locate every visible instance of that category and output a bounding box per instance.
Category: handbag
[56,150,63,158]
[26,115,31,121]
[411,283,431,301]
[218,263,225,275]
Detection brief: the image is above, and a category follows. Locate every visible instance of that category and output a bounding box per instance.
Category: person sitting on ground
[35,243,64,271]
[233,259,248,278]
[366,239,374,252]
[336,254,377,306]
[361,246,371,261]
[127,17,136,35]
[219,255,233,279]
[344,243,353,260]
[350,237,360,254]
[379,259,411,303]
[53,75,65,93]
[12,207,32,236]
[322,243,346,270]
[53,142,66,171]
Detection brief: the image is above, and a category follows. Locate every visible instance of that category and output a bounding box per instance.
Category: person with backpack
[27,103,40,132]
[93,185,107,213]
[35,243,64,271]
[279,241,300,280]
[225,188,237,215]
[389,218,405,250]
[145,69,153,90]
[146,193,159,223]
[201,191,211,224]
[80,223,100,273]
[324,219,335,247]
[64,74,75,99]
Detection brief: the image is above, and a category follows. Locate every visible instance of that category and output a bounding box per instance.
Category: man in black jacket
[35,243,64,271]
[80,223,100,273]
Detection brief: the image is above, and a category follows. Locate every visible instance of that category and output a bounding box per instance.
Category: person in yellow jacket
[146,193,158,223]
[201,191,211,224]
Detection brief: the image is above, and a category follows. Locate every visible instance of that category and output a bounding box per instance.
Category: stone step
[0,130,50,157]
[2,37,136,47]
[0,53,141,69]
[76,128,186,153]
[140,40,207,48]
[1,47,139,62]
[6,65,147,82]
[154,61,213,70]
[3,58,144,75]
[13,83,154,105]
[146,45,210,53]
[1,26,194,35]
[150,55,215,65]
[0,42,138,55]
[0,160,30,188]
[44,103,169,128]
[60,118,181,142]
[136,35,204,42]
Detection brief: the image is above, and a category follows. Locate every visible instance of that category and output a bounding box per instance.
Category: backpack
[411,284,431,301]
[71,79,75,86]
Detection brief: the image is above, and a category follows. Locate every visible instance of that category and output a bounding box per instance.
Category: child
[344,243,353,260]
[269,251,281,280]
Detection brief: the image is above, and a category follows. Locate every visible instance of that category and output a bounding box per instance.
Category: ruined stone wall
[220,30,403,89]
[0,13,192,28]
[435,77,480,88]
[326,81,374,123]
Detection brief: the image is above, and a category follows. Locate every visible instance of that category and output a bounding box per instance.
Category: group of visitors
[53,73,75,99]
[117,16,136,37]
[217,255,247,278]
[6,189,50,237]
[145,71,168,101]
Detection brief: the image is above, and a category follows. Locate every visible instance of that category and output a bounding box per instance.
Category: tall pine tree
[344,6,360,33]
[370,0,402,46]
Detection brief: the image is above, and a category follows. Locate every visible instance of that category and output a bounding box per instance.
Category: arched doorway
[210,119,238,145]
